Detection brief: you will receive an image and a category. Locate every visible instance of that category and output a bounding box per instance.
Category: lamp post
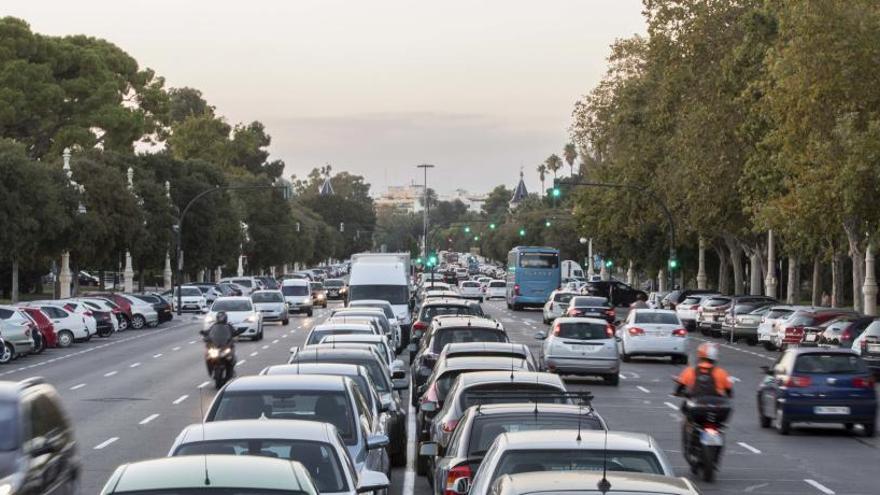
[417,164,435,260]
[60,148,86,298]
[163,181,173,290]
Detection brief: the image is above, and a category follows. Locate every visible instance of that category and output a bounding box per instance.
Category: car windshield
[212,300,253,312]
[349,285,408,305]
[112,490,310,495]
[788,314,817,326]
[252,292,283,303]
[0,401,16,450]
[749,306,772,315]
[767,309,793,319]
[307,328,371,345]
[554,293,575,303]
[570,297,608,308]
[556,322,609,340]
[794,354,868,374]
[421,305,482,321]
[311,283,324,291]
[493,449,664,478]
[490,282,506,288]
[325,280,344,288]
[519,253,559,269]
[460,385,566,409]
[294,356,390,393]
[174,439,347,492]
[212,390,356,444]
[282,285,309,296]
[433,329,507,352]
[633,313,679,325]
[234,280,253,287]
[180,288,202,297]
[705,298,731,307]
[468,416,602,456]
[681,297,702,305]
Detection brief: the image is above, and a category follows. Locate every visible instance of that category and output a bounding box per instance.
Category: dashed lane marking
[250,351,258,357]
[236,360,246,367]
[172,394,189,405]
[262,345,269,350]
[637,386,651,393]
[664,401,679,411]
[737,442,761,454]
[129,362,141,368]
[94,437,119,450]
[139,414,160,425]
[153,353,163,358]
[272,339,279,344]
[104,371,118,377]
[197,381,211,389]
[172,346,181,351]
[804,479,835,495]
[70,383,86,391]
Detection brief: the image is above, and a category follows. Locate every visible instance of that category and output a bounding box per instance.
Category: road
[2,299,877,494]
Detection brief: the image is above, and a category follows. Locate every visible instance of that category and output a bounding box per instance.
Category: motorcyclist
[201,311,237,378]
[630,293,649,309]
[674,342,733,399]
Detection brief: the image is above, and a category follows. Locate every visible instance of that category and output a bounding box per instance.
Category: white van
[348,255,412,344]
[219,277,261,296]
[561,260,585,280]
[280,279,313,316]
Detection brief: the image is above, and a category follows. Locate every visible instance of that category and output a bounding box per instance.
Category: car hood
[253,302,285,308]
[285,296,311,303]
[221,311,255,324]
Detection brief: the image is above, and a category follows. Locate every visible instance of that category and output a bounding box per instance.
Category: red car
[781,309,856,348]
[19,307,58,350]
[84,292,133,329]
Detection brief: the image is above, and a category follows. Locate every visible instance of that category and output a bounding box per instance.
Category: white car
[457,281,484,301]
[117,294,160,329]
[171,286,208,313]
[485,280,507,299]
[542,290,578,324]
[55,300,98,337]
[74,298,120,332]
[205,296,263,340]
[756,305,798,350]
[675,293,719,331]
[25,302,91,347]
[281,279,314,316]
[251,290,289,325]
[617,309,688,364]
[219,276,261,296]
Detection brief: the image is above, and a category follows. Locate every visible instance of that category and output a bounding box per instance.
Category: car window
[553,293,575,303]
[282,285,309,296]
[468,416,603,456]
[234,279,253,287]
[421,305,480,321]
[556,322,610,340]
[767,308,793,319]
[433,329,507,352]
[492,449,664,479]
[788,314,816,327]
[325,280,344,288]
[211,300,253,312]
[350,383,373,424]
[349,285,408,305]
[489,282,506,288]
[794,354,867,374]
[174,439,348,492]
[570,297,608,308]
[0,401,17,450]
[633,312,679,325]
[460,385,566,409]
[308,328,371,346]
[179,288,202,297]
[681,297,701,305]
[311,283,324,291]
[252,292,284,303]
[519,253,559,269]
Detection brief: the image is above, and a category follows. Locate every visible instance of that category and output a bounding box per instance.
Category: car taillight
[672,328,687,337]
[840,328,852,341]
[853,376,875,388]
[513,284,521,296]
[628,327,645,336]
[441,419,460,433]
[423,383,439,403]
[83,310,93,316]
[605,308,616,318]
[689,304,700,310]
[784,375,811,387]
[445,464,473,495]
[413,321,428,331]
[552,323,561,336]
[605,325,615,338]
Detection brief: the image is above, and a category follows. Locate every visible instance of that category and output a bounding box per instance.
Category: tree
[563,143,578,176]
[545,154,562,180]
[536,164,547,197]
[481,185,511,219]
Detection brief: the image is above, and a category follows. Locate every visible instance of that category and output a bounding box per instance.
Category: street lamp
[417,164,435,260]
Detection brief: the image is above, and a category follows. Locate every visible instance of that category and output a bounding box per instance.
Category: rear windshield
[311,283,324,291]
[432,328,508,352]
[788,314,816,326]
[350,303,395,319]
[794,354,867,374]
[349,285,408,305]
[633,312,679,325]
[174,439,347,492]
[421,305,483,321]
[681,297,702,305]
[468,415,602,457]
[325,280,344,288]
[767,309,793,319]
[233,279,253,288]
[180,288,202,297]
[461,282,480,288]
[705,298,731,307]
[211,390,355,444]
[282,285,309,296]
[292,356,389,393]
[570,297,608,308]
[212,300,253,312]
[493,449,664,478]
[307,328,371,345]
[556,322,610,340]
[252,292,283,303]
[489,282,506,288]
[461,385,566,409]
[553,293,575,303]
[519,253,559,269]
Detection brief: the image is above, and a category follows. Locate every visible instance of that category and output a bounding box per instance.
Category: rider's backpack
[691,365,721,398]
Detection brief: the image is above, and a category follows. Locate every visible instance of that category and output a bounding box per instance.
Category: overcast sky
[6,0,645,195]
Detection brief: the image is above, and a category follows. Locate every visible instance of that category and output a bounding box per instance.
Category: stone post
[59,252,72,298]
[658,269,667,292]
[599,261,609,281]
[626,261,635,286]
[697,237,707,290]
[123,252,134,292]
[864,244,877,316]
[163,252,172,290]
[750,253,762,295]
[786,257,798,304]
[586,239,594,278]
[765,230,777,299]
[237,256,244,277]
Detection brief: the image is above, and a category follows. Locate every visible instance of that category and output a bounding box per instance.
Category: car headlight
[205,314,216,323]
[207,348,220,358]
[246,315,259,323]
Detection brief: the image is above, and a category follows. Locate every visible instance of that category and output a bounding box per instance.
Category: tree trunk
[831,253,845,308]
[724,236,744,295]
[786,256,799,304]
[843,222,865,312]
[11,258,19,304]
[811,257,821,306]
[715,245,730,295]
[138,266,145,293]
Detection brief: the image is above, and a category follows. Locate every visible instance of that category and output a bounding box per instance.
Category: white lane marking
[172,394,189,405]
[744,483,769,493]
[153,353,163,358]
[104,371,118,377]
[139,414,160,425]
[262,345,269,350]
[236,360,246,367]
[172,346,181,351]
[198,381,211,389]
[618,373,627,380]
[281,334,288,338]
[403,382,416,495]
[188,340,196,344]
[94,437,119,450]
[272,339,279,344]
[730,376,741,382]
[637,386,651,393]
[70,383,86,391]
[737,441,761,454]
[664,401,679,411]
[129,362,141,368]
[250,351,258,357]
[804,479,835,495]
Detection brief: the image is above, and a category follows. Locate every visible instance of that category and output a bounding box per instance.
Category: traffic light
[464,226,471,233]
[545,220,552,227]
[473,236,479,241]
[489,223,496,230]
[605,259,614,268]
[551,187,561,198]
[518,228,526,237]
[668,258,679,270]
[416,257,423,264]
[428,255,438,266]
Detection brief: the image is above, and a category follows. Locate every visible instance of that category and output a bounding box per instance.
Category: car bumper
[287,304,313,313]
[680,318,696,331]
[258,309,286,321]
[624,338,687,356]
[780,398,878,423]
[234,322,261,336]
[511,295,548,306]
[544,356,619,375]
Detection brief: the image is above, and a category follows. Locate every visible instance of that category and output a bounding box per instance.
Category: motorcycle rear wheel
[701,445,719,482]
[214,367,226,389]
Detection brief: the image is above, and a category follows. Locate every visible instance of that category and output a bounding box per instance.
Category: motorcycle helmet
[216,311,228,325]
[696,342,719,363]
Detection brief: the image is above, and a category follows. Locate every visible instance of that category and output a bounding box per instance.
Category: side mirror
[289,346,299,354]
[534,331,547,340]
[357,470,390,493]
[366,433,390,450]
[451,477,471,495]
[419,441,439,457]
[393,378,409,390]
[420,401,438,413]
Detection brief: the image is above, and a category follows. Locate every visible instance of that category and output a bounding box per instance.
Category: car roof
[177,419,336,445]
[213,296,251,303]
[571,296,609,305]
[787,347,858,356]
[223,374,347,392]
[322,334,385,343]
[497,429,656,451]
[263,362,367,377]
[495,471,693,495]
[443,342,527,355]
[108,455,311,492]
[422,299,474,307]
[252,289,283,294]
[552,316,610,325]
[292,347,379,360]
[431,316,500,329]
[438,356,530,372]
[630,309,676,315]
[282,279,310,286]
[311,323,374,332]
[457,371,564,387]
[349,300,392,307]
[463,402,599,417]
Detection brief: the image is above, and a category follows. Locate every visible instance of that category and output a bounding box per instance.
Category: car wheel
[864,422,876,437]
[763,342,776,351]
[118,317,129,331]
[131,314,146,330]
[621,351,631,363]
[57,330,74,348]
[758,403,771,428]
[0,343,13,364]
[605,373,619,386]
[33,335,46,354]
[416,451,428,476]
[747,339,757,346]
[775,406,791,435]
[307,310,313,317]
[282,317,289,326]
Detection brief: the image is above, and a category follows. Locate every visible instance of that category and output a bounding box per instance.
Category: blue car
[757,348,877,436]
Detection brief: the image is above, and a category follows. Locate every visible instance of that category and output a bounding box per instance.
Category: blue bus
[506,246,561,310]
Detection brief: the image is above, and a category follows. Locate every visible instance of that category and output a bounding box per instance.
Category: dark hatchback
[583,281,646,307]
[132,293,173,323]
[565,296,615,323]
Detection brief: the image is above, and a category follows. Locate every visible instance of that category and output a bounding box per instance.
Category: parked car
[757,348,876,436]
[250,289,289,325]
[541,290,577,324]
[255,275,280,290]
[535,316,619,384]
[219,277,261,296]
[205,296,263,340]
[217,282,244,296]
[487,471,700,495]
[805,315,875,348]
[661,289,718,310]
[83,292,134,328]
[131,292,174,323]
[757,305,800,350]
[0,306,36,358]
[771,309,853,350]
[166,285,209,314]
[723,305,772,345]
[583,280,646,307]
[698,295,777,337]
[647,291,669,309]
[71,298,116,336]
[19,307,57,351]
[857,320,880,375]
[675,293,719,332]
[617,309,688,364]
[485,280,507,300]
[23,302,91,348]
[281,278,314,316]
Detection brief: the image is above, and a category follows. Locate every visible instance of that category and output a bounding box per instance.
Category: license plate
[805,334,817,342]
[699,431,724,446]
[814,406,850,415]
[868,344,880,353]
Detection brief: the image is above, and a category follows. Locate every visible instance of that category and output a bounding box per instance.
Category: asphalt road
[2,298,877,495]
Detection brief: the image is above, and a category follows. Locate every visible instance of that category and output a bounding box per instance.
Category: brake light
[445,464,473,495]
[513,284,521,296]
[605,325,615,338]
[441,419,460,433]
[423,382,439,403]
[853,376,875,388]
[413,321,428,331]
[689,304,700,310]
[552,323,561,336]
[784,375,812,387]
[840,328,852,341]
[628,327,645,336]
[672,328,687,337]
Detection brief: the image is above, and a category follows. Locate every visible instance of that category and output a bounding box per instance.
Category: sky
[4,0,646,196]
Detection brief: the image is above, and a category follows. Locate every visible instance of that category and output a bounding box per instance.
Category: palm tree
[545,154,562,180]
[537,164,547,196]
[563,143,577,176]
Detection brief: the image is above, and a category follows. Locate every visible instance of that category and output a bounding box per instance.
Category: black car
[423,403,605,493]
[566,296,616,323]
[583,281,646,307]
[324,278,347,300]
[0,378,79,494]
[132,293,173,323]
[411,299,486,346]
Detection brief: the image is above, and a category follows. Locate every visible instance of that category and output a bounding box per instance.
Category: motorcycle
[205,344,235,389]
[676,393,731,482]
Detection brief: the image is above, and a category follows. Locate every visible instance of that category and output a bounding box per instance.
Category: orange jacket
[677,362,733,397]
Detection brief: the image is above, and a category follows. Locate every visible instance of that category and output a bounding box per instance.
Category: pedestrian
[821,291,831,307]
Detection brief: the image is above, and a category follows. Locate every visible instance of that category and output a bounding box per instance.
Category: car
[411,316,508,390]
[168,285,209,314]
[485,280,507,300]
[0,306,36,358]
[674,293,719,331]
[583,280,646,307]
[723,305,773,345]
[466,430,676,495]
[22,302,90,348]
[647,291,669,309]
[205,374,391,475]
[133,292,174,323]
[660,288,718,310]
[535,316,620,384]
[487,471,700,495]
[0,378,79,494]
[771,309,853,350]
[335,304,401,351]
[186,282,223,305]
[541,290,577,324]
[321,334,395,367]
[18,307,57,351]
[49,300,97,338]
[716,296,778,338]
[856,320,880,374]
[435,342,537,370]
[564,296,615,323]
[168,419,389,495]
[219,276,261,296]
[757,305,800,350]
[83,292,135,329]
[412,299,486,345]
[255,275,280,290]
[617,309,688,364]
[217,281,244,296]
[250,289,289,325]
[457,280,484,301]
[305,322,377,346]
[205,296,263,340]
[311,281,328,308]
[804,315,875,348]
[324,278,348,300]
[757,348,877,436]
[698,295,776,337]
[74,297,121,334]
[423,403,606,495]
[282,278,314,316]
[100,455,319,495]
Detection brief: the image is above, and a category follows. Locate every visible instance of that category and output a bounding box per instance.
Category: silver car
[251,289,289,325]
[0,306,35,358]
[467,430,675,495]
[535,316,619,385]
[205,296,263,340]
[490,471,700,495]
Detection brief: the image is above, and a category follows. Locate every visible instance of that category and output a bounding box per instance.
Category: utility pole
[417,164,435,260]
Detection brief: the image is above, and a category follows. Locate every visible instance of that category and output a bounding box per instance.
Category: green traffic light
[416,257,423,264]
[545,220,551,227]
[668,258,679,270]
[464,226,471,233]
[518,228,526,237]
[551,187,561,198]
[473,236,479,241]
[489,223,496,230]
[605,259,613,268]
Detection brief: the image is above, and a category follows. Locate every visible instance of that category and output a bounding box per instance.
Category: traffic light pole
[556,180,677,291]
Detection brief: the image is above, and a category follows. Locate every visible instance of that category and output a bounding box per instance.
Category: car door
[351,384,388,474]
[20,390,68,494]
[762,353,792,417]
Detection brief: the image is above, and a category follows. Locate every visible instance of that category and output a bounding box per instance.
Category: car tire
[118,317,129,331]
[621,352,631,363]
[763,342,776,351]
[282,317,289,326]
[131,314,146,330]
[416,451,428,476]
[513,304,522,311]
[605,373,619,386]
[307,310,313,317]
[775,406,790,435]
[33,334,46,354]
[864,422,876,437]
[758,403,771,428]
[747,339,757,346]
[0,343,13,364]
[57,330,74,348]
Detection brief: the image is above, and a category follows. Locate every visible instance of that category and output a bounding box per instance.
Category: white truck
[561,260,585,281]
[348,252,413,344]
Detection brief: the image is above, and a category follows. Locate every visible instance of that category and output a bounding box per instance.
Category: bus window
[519,253,559,269]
